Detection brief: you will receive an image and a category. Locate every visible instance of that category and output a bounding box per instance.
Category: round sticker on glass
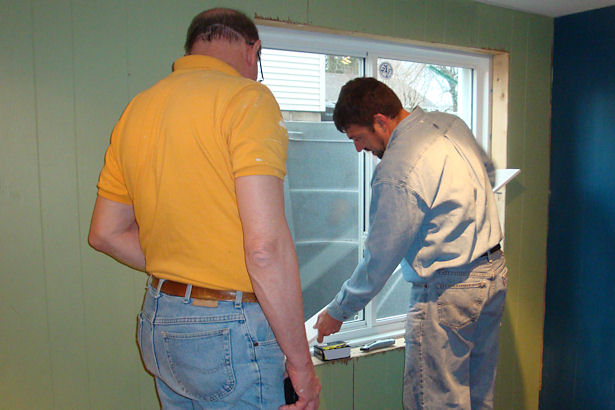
[378,62,394,79]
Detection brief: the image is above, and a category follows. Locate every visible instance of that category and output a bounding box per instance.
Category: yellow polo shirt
[97,55,288,292]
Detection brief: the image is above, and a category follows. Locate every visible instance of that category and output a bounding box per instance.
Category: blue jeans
[403,251,507,409]
[137,279,285,409]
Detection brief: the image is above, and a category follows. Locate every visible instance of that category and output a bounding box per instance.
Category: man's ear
[246,39,261,65]
[373,113,388,131]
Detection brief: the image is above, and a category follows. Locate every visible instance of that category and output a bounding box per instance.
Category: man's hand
[280,365,321,410]
[313,309,343,343]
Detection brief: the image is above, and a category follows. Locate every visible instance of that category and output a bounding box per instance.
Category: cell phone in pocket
[284,376,298,404]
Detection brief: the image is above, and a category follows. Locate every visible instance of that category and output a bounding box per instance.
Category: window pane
[262,50,365,320]
[377,58,472,127]
[375,267,409,319]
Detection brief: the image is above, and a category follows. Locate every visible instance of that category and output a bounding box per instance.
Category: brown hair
[333,77,403,132]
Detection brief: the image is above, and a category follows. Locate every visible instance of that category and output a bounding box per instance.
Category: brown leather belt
[151,277,258,303]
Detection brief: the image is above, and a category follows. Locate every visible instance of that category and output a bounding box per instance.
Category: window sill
[311,337,405,366]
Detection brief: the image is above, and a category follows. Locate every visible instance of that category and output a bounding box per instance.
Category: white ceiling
[474,0,615,17]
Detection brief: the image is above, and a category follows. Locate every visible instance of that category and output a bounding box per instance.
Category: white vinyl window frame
[258,24,495,346]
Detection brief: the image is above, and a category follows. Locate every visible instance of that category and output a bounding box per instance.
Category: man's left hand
[313,309,342,343]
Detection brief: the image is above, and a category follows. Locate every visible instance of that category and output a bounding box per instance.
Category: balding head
[184,8,259,54]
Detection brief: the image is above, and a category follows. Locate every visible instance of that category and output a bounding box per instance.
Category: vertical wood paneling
[0,1,54,408]
[514,15,552,409]
[475,3,514,51]
[443,0,479,48]
[253,0,309,23]
[423,0,448,42]
[495,11,531,409]
[31,0,91,407]
[392,0,427,42]
[307,0,393,37]
[72,1,145,408]
[503,11,529,328]
[306,0,354,31]
[355,0,398,37]
[354,349,405,409]
[315,360,354,409]
[124,1,190,99]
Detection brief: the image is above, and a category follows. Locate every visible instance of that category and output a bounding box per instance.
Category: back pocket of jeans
[437,280,488,329]
[162,327,235,402]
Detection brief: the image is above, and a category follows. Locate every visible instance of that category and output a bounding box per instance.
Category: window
[258,25,492,344]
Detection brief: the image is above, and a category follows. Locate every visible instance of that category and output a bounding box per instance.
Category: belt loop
[183,284,192,304]
[234,291,243,308]
[487,246,500,263]
[153,277,165,298]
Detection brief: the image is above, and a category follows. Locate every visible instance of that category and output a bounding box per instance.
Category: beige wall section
[0,1,552,409]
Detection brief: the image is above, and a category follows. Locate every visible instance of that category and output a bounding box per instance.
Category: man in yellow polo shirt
[88,8,319,409]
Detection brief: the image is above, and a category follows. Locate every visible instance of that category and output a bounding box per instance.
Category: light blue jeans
[403,251,508,409]
[137,279,286,409]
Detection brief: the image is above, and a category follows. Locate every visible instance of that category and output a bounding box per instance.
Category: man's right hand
[314,309,343,343]
[280,364,321,410]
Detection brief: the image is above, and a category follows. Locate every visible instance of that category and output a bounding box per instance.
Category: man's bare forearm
[89,196,146,271]
[95,222,145,271]
[236,175,320,408]
[244,228,313,370]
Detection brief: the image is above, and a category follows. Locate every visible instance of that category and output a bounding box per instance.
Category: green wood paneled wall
[315,348,406,410]
[0,1,552,409]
